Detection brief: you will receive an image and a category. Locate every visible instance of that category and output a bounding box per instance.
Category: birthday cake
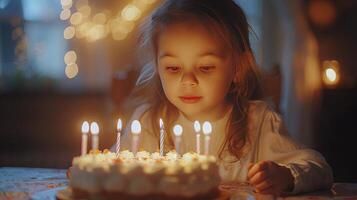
[68,149,221,199]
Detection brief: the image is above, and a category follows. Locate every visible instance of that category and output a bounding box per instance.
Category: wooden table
[1,167,357,200]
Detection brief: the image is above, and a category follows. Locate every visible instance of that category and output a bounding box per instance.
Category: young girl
[118,0,333,196]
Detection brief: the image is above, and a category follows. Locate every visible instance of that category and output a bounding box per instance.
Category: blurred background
[0,0,356,182]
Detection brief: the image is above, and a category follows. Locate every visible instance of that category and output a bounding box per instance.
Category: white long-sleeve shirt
[118,100,333,194]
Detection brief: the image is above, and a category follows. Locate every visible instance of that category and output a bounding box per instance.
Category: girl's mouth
[179,96,202,103]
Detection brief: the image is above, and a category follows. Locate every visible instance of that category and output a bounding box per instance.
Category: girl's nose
[181,72,198,87]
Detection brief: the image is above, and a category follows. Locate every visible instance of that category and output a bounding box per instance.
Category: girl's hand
[247,161,294,196]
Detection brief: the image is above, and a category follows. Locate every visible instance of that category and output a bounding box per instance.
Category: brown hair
[125,0,262,161]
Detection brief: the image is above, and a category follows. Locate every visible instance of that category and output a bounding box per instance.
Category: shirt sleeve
[256,107,333,194]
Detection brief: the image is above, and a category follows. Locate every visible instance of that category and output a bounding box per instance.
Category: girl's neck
[180,103,233,123]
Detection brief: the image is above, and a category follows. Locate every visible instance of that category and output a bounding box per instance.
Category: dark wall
[0,93,116,168]
[305,0,357,182]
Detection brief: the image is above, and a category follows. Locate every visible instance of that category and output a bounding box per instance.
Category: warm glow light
[64,50,77,65]
[93,13,107,24]
[70,12,83,25]
[322,60,340,86]
[81,121,90,134]
[90,122,99,135]
[202,121,212,135]
[64,26,75,39]
[121,4,141,21]
[76,22,92,39]
[65,63,79,79]
[61,0,73,9]
[86,24,106,42]
[61,0,72,6]
[173,124,183,137]
[159,118,164,129]
[325,68,337,82]
[117,119,123,131]
[111,18,135,34]
[131,120,141,135]
[134,0,157,6]
[60,9,71,20]
[194,121,201,133]
[78,5,91,18]
[75,0,88,9]
[143,0,157,4]
[112,31,127,41]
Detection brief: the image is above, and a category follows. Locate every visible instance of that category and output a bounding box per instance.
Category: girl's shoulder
[247,100,283,132]
[131,103,152,120]
[248,100,277,117]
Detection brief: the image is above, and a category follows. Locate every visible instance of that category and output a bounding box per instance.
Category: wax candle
[81,121,89,156]
[131,120,141,154]
[159,118,165,156]
[116,118,122,157]
[194,120,201,154]
[90,122,99,150]
[173,124,183,155]
[202,121,212,156]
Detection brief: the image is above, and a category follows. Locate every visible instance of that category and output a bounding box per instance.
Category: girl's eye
[199,66,215,73]
[166,66,180,73]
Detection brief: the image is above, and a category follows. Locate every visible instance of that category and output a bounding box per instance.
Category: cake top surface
[72,149,217,174]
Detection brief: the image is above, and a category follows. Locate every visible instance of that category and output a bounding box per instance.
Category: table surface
[1,167,357,200]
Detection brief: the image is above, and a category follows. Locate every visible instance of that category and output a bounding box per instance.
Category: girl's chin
[177,104,231,122]
[179,108,212,121]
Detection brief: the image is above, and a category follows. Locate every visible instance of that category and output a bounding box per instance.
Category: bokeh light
[64,26,76,39]
[65,63,79,79]
[121,4,141,21]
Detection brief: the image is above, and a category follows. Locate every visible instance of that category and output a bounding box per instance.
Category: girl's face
[157,21,236,121]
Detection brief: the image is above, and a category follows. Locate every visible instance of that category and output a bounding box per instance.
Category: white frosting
[69,150,220,197]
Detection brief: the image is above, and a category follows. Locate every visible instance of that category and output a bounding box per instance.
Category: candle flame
[117,118,122,131]
[159,118,164,129]
[81,121,89,134]
[90,122,99,135]
[194,120,201,133]
[131,120,141,135]
[202,121,212,135]
[173,124,183,137]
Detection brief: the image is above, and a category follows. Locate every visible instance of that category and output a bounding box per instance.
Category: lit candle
[131,120,141,154]
[202,121,212,156]
[116,118,122,157]
[81,121,89,156]
[90,122,99,150]
[159,118,165,156]
[173,124,183,155]
[194,120,201,154]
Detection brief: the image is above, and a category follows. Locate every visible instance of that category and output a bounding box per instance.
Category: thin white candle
[116,118,122,157]
[194,121,201,154]
[131,120,141,154]
[159,118,165,156]
[202,121,212,156]
[90,122,99,150]
[173,124,183,155]
[81,121,89,156]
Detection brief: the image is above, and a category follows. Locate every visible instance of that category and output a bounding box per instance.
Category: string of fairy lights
[59,0,341,87]
[60,0,157,79]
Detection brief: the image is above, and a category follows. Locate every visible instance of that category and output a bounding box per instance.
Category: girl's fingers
[249,170,269,186]
[248,161,269,179]
[257,184,276,195]
[254,179,273,192]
